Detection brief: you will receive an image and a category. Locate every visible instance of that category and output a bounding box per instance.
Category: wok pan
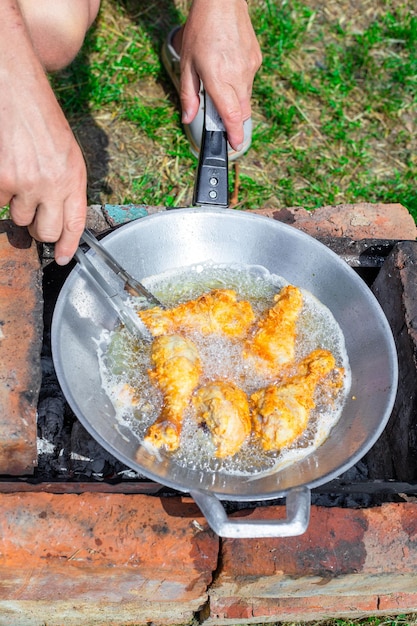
[53,94,397,537]
[51,207,398,538]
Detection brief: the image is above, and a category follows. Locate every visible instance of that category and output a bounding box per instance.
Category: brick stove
[1,203,417,626]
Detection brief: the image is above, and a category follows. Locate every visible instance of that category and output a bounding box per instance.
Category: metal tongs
[74,229,163,341]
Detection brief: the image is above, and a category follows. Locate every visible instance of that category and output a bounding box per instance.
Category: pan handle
[193,91,229,208]
[190,487,310,538]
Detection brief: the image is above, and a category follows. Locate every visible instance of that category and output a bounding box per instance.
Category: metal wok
[51,208,398,538]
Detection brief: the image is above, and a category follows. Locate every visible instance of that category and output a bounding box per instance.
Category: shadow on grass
[118,0,185,104]
[51,0,186,205]
[50,20,112,205]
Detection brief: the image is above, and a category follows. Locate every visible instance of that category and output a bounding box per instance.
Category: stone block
[252,203,417,240]
[203,503,417,623]
[0,493,218,625]
[0,222,42,475]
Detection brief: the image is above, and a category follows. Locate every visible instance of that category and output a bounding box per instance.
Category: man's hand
[0,86,87,265]
[0,1,87,265]
[179,0,262,151]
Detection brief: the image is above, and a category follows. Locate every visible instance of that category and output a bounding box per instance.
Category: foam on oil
[98,262,351,477]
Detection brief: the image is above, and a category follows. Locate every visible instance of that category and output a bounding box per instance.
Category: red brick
[203,503,417,623]
[251,202,417,240]
[0,492,218,624]
[204,593,417,624]
[3,207,417,626]
[91,202,417,241]
[0,222,42,474]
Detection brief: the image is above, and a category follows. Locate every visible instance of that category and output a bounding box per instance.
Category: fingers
[10,194,62,238]
[205,83,249,151]
[53,196,87,265]
[180,66,201,124]
[201,47,261,148]
[180,65,250,151]
[10,189,87,266]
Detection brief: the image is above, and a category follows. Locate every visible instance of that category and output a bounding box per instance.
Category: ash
[37,353,143,482]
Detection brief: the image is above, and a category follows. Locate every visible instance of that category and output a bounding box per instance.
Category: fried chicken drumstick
[139,289,255,339]
[251,349,343,451]
[244,284,303,376]
[144,335,202,451]
[193,381,251,458]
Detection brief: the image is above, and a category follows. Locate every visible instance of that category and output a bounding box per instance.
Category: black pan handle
[193,91,229,208]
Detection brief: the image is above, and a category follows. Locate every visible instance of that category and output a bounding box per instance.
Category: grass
[248,0,417,215]
[47,0,417,220]
[0,0,415,220]
[179,615,417,626]
[152,616,417,626]
[205,617,417,626]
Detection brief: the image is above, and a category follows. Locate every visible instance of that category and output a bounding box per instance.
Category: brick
[251,202,417,240]
[0,222,42,474]
[89,202,417,242]
[3,207,417,626]
[204,593,417,624]
[0,492,218,625]
[203,503,417,623]
[86,204,111,233]
[370,241,417,480]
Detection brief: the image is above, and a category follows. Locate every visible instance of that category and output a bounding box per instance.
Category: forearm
[0,1,48,81]
[0,1,73,170]
[0,0,60,132]
[0,1,87,264]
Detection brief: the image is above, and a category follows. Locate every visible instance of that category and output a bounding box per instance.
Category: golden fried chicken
[251,349,342,451]
[243,284,303,375]
[144,335,202,451]
[139,289,255,339]
[193,381,251,458]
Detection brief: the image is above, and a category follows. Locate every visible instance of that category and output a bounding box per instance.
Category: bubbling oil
[98,262,351,477]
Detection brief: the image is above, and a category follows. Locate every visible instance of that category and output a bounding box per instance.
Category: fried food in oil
[244,285,303,375]
[251,349,343,451]
[139,289,255,339]
[144,335,202,451]
[135,285,345,460]
[193,381,251,458]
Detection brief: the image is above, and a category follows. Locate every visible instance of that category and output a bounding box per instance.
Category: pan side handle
[190,486,310,538]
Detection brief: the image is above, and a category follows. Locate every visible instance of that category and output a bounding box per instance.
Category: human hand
[179,0,262,151]
[0,78,87,265]
[0,2,87,266]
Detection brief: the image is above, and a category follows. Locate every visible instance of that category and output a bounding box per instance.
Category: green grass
[248,1,417,218]
[49,0,417,219]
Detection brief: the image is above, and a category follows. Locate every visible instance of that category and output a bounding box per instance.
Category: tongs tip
[75,230,160,341]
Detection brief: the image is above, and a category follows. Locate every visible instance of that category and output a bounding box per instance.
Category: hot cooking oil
[97,262,351,476]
